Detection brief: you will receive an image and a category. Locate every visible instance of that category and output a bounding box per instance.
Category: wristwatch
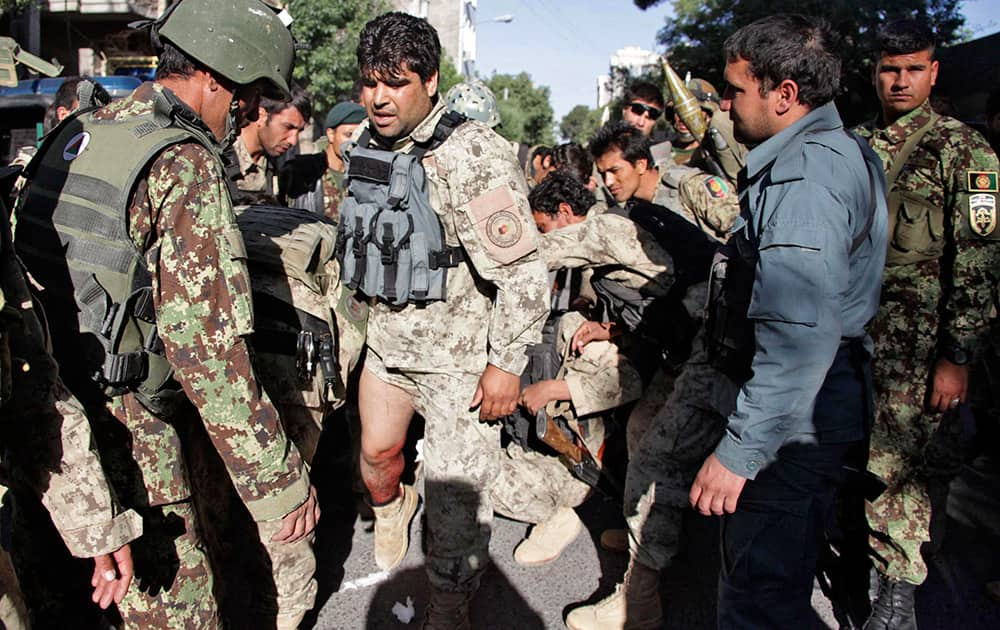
[940,344,971,366]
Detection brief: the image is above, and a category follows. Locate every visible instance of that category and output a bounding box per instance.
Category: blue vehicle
[0,75,142,163]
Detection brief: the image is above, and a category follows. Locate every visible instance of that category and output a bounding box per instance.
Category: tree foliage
[636,0,965,124]
[559,105,602,144]
[486,72,555,146]
[288,0,390,113]
[438,53,463,98]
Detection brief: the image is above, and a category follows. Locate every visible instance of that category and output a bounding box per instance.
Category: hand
[469,364,520,421]
[91,544,134,609]
[928,358,968,413]
[272,484,320,544]
[519,379,570,415]
[571,321,614,354]
[689,453,747,516]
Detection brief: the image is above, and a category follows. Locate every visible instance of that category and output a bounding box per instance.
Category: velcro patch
[468,186,536,265]
[704,175,728,199]
[968,171,998,192]
[969,193,998,237]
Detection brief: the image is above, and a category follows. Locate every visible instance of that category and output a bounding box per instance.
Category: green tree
[289,0,390,113]
[636,0,964,124]
[437,52,463,97]
[559,104,602,144]
[486,72,555,146]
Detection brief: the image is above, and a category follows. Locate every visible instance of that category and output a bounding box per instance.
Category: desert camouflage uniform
[856,99,1000,584]
[0,206,142,628]
[654,163,740,242]
[360,100,549,592]
[233,133,274,195]
[491,311,642,524]
[16,82,310,626]
[540,210,675,452]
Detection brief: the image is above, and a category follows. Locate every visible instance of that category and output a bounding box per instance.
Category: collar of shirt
[233,135,267,176]
[869,98,935,145]
[744,101,844,184]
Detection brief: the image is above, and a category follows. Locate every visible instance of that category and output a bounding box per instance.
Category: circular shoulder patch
[486,210,522,248]
[62,131,91,161]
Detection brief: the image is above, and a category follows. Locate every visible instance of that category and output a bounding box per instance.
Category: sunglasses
[627,102,662,120]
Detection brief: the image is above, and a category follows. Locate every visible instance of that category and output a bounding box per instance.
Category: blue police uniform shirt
[714,101,889,478]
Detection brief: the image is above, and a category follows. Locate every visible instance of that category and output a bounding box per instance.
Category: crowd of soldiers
[0,1,998,629]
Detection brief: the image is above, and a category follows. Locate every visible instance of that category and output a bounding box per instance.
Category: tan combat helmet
[445,80,502,128]
[0,37,63,87]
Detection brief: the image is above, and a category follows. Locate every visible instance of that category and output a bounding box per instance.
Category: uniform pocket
[747,223,822,326]
[890,191,944,260]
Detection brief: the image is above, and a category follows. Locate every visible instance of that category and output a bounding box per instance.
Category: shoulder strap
[885,112,939,192]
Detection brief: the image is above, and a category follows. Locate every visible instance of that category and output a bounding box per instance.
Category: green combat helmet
[445,80,502,128]
[140,0,295,99]
[0,37,63,87]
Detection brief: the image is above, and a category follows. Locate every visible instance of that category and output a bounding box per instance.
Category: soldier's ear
[929,59,939,87]
[425,71,439,98]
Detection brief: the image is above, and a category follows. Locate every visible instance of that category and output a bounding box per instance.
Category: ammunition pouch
[705,238,757,383]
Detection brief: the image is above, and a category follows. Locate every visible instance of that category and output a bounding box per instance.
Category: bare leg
[358,367,415,504]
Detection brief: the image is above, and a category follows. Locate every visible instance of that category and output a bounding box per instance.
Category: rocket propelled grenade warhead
[661,56,707,142]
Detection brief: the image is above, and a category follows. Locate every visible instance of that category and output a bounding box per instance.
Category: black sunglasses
[627,102,662,120]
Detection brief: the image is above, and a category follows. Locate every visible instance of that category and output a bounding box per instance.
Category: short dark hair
[623,81,664,109]
[724,14,841,108]
[876,19,936,59]
[44,76,82,132]
[261,84,312,121]
[357,12,440,84]
[529,172,595,218]
[154,42,197,80]
[552,143,593,183]
[588,121,653,167]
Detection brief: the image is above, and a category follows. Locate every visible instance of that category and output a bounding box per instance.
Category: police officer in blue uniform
[689,15,889,628]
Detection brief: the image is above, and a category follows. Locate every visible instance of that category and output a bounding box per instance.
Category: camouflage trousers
[624,347,736,570]
[491,442,591,525]
[867,354,964,584]
[366,354,500,593]
[626,367,674,456]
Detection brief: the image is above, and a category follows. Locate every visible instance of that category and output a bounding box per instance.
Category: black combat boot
[863,573,918,630]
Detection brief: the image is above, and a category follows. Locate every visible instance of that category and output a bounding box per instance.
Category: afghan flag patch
[968,170,998,192]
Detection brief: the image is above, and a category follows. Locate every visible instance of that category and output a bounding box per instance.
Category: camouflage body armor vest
[14,90,219,415]
[335,112,466,305]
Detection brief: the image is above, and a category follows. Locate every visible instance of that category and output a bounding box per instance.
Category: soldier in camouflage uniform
[348,13,549,627]
[13,2,318,628]
[853,20,1000,629]
[491,177,645,568]
[0,168,139,627]
[559,122,727,630]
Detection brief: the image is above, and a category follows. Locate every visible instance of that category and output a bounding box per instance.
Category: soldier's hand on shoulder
[470,363,520,421]
[571,320,615,354]
[273,484,321,544]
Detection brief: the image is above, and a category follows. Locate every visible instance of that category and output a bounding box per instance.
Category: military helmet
[445,80,502,128]
[154,0,294,99]
[686,78,720,110]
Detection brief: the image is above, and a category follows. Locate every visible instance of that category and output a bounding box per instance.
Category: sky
[474,0,1000,123]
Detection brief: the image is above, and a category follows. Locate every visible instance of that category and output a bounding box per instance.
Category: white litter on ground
[337,570,389,592]
[391,596,415,624]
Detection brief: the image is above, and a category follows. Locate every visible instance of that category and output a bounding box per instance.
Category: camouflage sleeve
[540,213,675,294]
[443,125,550,375]
[678,171,740,240]
[942,132,1000,355]
[1,220,142,558]
[556,312,642,417]
[135,144,308,522]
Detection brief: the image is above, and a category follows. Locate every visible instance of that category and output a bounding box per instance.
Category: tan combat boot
[421,588,473,630]
[599,528,629,554]
[371,483,419,571]
[514,506,583,567]
[565,559,662,630]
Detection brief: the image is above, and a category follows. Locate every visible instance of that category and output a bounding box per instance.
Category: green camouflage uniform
[320,168,348,223]
[359,100,550,592]
[491,311,642,525]
[856,98,1000,584]
[16,82,310,626]
[654,164,740,243]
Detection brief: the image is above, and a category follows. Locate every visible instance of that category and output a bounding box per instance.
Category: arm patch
[468,186,536,265]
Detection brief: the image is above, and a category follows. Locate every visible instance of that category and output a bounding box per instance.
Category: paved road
[293,424,1000,629]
